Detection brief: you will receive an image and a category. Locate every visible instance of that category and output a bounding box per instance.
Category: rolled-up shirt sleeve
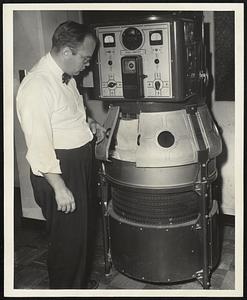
[17,77,61,176]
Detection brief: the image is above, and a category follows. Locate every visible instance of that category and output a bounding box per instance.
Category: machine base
[108,200,220,283]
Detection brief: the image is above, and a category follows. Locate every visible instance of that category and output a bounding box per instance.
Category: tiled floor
[14,216,235,290]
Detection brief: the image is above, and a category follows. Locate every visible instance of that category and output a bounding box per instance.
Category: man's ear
[62,47,72,58]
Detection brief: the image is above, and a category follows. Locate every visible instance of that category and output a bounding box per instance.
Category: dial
[122,27,143,50]
[149,30,163,45]
[151,32,162,41]
[104,35,114,44]
[103,33,115,47]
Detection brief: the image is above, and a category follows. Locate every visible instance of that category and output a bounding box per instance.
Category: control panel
[95,22,173,99]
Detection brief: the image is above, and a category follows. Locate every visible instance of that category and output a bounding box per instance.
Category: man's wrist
[43,173,66,193]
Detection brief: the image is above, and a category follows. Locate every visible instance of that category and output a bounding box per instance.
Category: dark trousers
[30,143,92,289]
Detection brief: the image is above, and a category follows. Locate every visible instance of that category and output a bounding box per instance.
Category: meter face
[150,30,163,45]
[104,35,114,43]
[151,32,161,41]
[103,33,116,47]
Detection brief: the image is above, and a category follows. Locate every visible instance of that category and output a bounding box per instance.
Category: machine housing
[93,12,222,289]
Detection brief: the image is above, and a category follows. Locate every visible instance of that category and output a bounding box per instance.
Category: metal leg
[197,152,211,289]
[201,181,210,289]
[186,106,212,289]
[99,164,112,276]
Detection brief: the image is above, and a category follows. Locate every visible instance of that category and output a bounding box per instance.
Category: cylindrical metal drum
[108,200,220,283]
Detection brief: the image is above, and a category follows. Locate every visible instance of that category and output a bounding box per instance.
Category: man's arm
[17,79,76,214]
[43,173,75,214]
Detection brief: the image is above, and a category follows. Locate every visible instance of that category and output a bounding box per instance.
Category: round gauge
[122,27,143,50]
[151,32,162,42]
[104,35,114,44]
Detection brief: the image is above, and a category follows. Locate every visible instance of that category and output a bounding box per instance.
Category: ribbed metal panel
[112,186,200,225]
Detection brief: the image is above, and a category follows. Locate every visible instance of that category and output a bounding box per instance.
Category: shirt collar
[46,52,64,80]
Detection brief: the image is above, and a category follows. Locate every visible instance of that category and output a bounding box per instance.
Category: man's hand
[88,118,106,144]
[43,173,76,213]
[55,186,75,213]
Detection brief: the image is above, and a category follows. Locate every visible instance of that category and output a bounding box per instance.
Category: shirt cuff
[27,156,62,177]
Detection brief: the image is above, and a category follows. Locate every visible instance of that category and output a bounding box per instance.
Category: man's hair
[52,20,97,53]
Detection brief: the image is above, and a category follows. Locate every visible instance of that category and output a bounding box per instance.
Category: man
[16,21,105,289]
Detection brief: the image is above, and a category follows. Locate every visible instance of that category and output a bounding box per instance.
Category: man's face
[64,35,96,76]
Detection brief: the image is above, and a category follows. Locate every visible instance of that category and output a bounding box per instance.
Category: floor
[14,209,235,291]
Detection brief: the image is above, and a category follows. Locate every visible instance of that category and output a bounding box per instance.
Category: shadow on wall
[211,117,228,215]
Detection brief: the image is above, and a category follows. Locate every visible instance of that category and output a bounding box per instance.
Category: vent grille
[112,186,200,225]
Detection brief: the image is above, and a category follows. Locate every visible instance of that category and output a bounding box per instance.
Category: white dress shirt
[16,53,93,176]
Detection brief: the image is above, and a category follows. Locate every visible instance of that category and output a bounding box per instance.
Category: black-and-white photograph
[3,3,244,298]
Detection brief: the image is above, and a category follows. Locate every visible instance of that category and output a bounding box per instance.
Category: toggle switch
[155,80,161,90]
[108,81,117,88]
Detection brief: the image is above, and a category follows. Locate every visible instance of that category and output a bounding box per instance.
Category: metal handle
[199,69,209,86]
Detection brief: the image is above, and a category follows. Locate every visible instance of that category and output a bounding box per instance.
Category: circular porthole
[157,131,175,148]
[122,27,143,50]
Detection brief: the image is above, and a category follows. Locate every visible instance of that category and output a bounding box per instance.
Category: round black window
[157,131,175,148]
[122,27,143,50]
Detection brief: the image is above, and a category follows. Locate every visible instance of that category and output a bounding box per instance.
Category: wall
[14,10,81,220]
[14,11,46,220]
[211,102,235,215]
[204,12,235,215]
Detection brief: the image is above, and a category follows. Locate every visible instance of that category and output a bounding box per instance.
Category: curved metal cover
[105,159,200,188]
[197,105,222,158]
[95,106,120,161]
[136,109,199,167]
[112,106,222,168]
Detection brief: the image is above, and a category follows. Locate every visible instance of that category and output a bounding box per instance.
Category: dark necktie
[62,72,72,85]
